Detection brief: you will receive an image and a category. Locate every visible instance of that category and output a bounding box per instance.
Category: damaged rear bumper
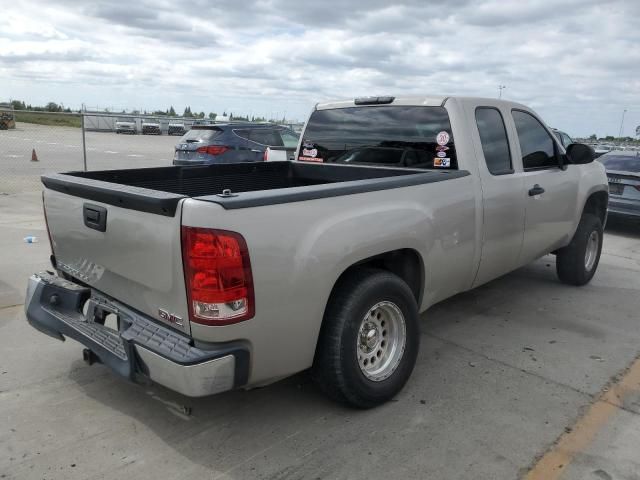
[24,272,250,397]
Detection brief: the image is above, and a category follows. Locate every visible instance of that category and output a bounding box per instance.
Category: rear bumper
[24,272,250,397]
[608,198,640,218]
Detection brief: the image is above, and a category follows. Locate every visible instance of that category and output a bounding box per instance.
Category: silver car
[599,151,640,218]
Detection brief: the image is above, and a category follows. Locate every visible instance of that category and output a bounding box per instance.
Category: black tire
[556,213,603,286]
[312,268,420,408]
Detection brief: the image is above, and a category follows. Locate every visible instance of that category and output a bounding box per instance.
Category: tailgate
[44,188,191,334]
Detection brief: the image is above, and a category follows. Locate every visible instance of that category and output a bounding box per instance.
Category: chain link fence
[0,110,186,195]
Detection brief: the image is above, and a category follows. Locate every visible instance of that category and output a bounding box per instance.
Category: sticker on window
[302,148,318,158]
[299,156,324,163]
[435,145,449,152]
[434,157,450,168]
[436,131,450,146]
[436,151,446,158]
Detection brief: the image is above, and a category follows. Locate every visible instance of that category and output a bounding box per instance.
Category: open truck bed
[41,161,469,215]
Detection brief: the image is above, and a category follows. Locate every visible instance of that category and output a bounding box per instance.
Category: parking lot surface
[1,123,176,194]
[1,181,639,479]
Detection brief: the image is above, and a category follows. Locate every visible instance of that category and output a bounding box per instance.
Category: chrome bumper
[24,272,249,397]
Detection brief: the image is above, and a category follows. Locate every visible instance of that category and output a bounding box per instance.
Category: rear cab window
[299,106,457,169]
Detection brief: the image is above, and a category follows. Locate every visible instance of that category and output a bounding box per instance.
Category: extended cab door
[466,102,526,287]
[510,110,580,264]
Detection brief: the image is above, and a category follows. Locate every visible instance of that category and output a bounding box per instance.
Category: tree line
[7,100,278,123]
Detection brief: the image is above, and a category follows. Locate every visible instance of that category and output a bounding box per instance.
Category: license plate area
[609,183,624,195]
[83,298,122,333]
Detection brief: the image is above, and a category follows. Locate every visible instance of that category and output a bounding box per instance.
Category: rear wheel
[312,269,420,408]
[556,213,603,286]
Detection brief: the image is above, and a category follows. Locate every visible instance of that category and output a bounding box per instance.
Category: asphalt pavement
[1,186,639,479]
[0,123,177,194]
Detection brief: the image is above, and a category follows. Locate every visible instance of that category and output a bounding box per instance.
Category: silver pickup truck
[26,96,608,408]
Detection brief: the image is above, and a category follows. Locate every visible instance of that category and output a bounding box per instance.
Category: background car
[142,120,161,135]
[552,128,573,148]
[598,151,640,219]
[594,144,614,158]
[115,120,136,134]
[173,123,299,165]
[168,122,186,136]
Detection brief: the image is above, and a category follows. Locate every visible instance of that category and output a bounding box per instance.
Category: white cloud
[0,0,638,135]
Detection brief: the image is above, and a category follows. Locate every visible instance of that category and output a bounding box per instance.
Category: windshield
[299,106,457,169]
[599,155,640,172]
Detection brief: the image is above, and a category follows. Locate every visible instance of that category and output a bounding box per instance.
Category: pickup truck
[25,96,608,408]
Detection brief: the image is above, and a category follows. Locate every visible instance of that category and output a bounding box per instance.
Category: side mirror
[566,143,595,165]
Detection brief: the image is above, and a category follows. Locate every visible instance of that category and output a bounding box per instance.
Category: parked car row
[115,120,186,135]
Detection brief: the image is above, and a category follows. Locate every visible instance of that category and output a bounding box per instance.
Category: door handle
[528,184,545,196]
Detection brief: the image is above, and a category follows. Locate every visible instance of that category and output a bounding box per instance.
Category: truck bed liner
[42,161,469,216]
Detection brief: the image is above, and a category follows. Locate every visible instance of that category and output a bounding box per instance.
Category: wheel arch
[581,190,608,226]
[313,248,425,359]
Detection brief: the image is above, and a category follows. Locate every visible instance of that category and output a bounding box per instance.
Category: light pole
[618,109,627,138]
[498,85,506,99]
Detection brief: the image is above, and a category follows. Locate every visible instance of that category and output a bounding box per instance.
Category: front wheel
[312,269,420,408]
[556,213,603,286]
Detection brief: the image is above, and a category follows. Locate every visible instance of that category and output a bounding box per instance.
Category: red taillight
[181,226,254,326]
[196,145,230,156]
[263,148,269,161]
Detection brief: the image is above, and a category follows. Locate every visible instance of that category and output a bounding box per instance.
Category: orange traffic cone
[31,149,38,162]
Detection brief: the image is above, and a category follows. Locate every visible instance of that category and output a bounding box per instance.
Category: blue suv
[173,124,299,165]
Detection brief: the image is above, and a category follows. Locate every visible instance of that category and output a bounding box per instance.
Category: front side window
[299,106,457,169]
[475,107,512,175]
[512,110,557,169]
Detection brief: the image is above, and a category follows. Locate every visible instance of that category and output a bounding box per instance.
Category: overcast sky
[1,0,638,136]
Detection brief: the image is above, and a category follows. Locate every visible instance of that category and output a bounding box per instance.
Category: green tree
[208,112,217,120]
[11,100,26,110]
[45,102,62,112]
[183,106,193,117]
[168,106,176,116]
[589,134,597,140]
[198,111,205,119]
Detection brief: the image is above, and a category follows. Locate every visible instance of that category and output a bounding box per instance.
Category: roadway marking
[4,154,24,158]
[46,142,59,145]
[104,150,119,154]
[525,355,640,479]
[127,154,143,157]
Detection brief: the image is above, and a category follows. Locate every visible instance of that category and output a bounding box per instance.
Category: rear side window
[512,110,557,170]
[475,107,512,175]
[181,127,222,142]
[279,130,300,148]
[249,129,283,146]
[299,106,457,169]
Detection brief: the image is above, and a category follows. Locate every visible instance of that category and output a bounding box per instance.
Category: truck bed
[42,161,469,216]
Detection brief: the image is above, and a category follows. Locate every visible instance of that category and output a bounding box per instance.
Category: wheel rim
[584,230,599,271]
[356,301,406,382]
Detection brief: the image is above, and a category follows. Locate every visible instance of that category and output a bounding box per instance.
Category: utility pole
[498,85,506,99]
[618,109,627,138]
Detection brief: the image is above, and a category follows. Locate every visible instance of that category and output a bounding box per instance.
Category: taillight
[181,226,254,325]
[263,148,269,161]
[196,145,230,156]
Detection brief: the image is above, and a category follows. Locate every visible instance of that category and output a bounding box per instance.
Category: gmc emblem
[158,308,184,327]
